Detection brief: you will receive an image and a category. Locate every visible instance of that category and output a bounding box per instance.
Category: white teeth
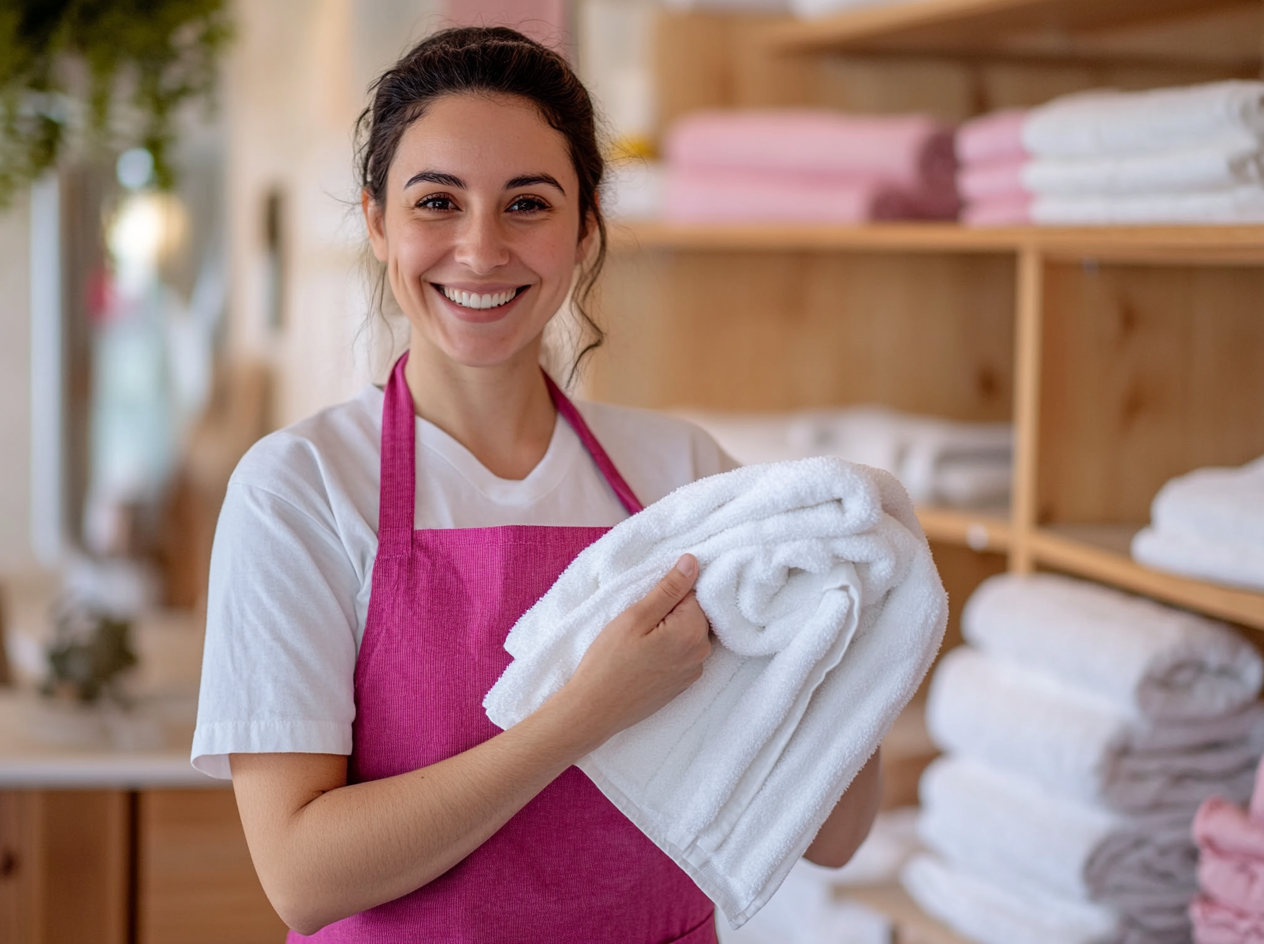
[440,285,518,310]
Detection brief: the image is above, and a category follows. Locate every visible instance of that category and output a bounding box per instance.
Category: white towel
[1132,526,1264,593]
[483,458,948,926]
[1030,186,1264,224]
[676,406,1012,507]
[926,646,1264,814]
[962,574,1263,721]
[1147,456,1264,547]
[1023,81,1264,159]
[918,757,1197,929]
[1021,140,1264,195]
[902,853,1134,944]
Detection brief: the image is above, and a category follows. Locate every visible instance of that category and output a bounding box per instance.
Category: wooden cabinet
[0,788,286,944]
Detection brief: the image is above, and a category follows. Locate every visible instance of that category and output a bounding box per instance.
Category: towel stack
[1132,456,1264,594]
[903,573,1264,944]
[1192,759,1264,943]
[662,110,960,224]
[956,81,1264,226]
[676,406,1010,508]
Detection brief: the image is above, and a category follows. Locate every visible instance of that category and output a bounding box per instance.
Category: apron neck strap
[378,356,645,554]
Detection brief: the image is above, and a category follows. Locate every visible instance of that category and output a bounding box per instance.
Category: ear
[362,189,388,263]
[575,197,600,265]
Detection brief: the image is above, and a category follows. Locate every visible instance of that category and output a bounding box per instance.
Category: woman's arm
[232,556,711,935]
[803,748,883,868]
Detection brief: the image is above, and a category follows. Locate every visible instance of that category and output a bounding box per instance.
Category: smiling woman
[190,26,880,944]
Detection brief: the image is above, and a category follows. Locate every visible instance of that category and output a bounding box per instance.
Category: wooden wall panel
[1037,262,1264,525]
[590,249,1015,421]
[138,789,286,944]
[0,791,39,944]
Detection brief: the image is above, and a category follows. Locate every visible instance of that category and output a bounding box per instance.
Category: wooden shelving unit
[599,3,1264,941]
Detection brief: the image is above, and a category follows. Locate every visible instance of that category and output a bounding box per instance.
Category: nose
[452,206,511,274]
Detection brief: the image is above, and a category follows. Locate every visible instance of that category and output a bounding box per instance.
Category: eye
[416,193,457,211]
[507,195,550,214]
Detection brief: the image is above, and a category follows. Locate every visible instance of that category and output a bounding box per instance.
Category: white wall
[225,0,443,427]
[0,194,33,571]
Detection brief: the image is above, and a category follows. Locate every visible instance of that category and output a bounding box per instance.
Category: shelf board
[767,0,1256,60]
[1031,524,1264,631]
[844,884,972,944]
[916,506,1011,553]
[609,221,1264,265]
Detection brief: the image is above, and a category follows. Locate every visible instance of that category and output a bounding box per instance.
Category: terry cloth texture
[483,457,948,927]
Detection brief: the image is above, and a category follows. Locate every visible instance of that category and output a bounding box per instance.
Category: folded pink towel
[957,159,1027,202]
[1195,796,1264,860]
[663,166,958,223]
[955,109,1029,166]
[961,193,1032,227]
[1191,895,1264,944]
[665,110,958,193]
[1199,844,1264,914]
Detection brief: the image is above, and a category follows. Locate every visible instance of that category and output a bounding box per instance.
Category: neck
[402,334,557,481]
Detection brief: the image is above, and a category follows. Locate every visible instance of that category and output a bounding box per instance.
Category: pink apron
[293,354,717,944]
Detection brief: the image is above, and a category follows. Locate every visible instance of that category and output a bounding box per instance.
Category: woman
[193,26,880,943]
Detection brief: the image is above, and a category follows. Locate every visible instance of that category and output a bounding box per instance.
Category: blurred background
[3,0,1264,942]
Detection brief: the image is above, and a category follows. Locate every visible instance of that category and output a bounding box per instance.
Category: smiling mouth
[435,284,527,310]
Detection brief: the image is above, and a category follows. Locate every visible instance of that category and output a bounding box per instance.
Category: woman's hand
[548,554,713,755]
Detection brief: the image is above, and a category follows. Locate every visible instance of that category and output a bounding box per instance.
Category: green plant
[0,0,232,206]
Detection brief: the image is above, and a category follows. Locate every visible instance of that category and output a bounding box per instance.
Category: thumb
[632,554,699,629]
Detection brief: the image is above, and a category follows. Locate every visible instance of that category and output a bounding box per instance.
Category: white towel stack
[677,407,1011,508]
[902,573,1264,944]
[1132,456,1264,593]
[958,81,1264,225]
[484,457,948,927]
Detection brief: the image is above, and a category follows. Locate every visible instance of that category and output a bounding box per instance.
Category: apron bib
[292,354,716,944]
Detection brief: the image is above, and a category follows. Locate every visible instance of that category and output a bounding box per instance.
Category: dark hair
[356,26,607,381]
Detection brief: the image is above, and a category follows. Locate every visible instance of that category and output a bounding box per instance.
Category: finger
[631,555,699,629]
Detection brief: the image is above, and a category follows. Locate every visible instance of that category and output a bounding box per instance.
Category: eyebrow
[402,170,566,195]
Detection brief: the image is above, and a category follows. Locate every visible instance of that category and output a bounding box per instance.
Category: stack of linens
[663,110,959,223]
[956,81,1264,226]
[903,573,1264,944]
[1192,759,1264,943]
[676,406,1010,507]
[1132,456,1264,593]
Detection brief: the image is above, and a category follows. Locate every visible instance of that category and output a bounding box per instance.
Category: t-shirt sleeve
[191,478,361,779]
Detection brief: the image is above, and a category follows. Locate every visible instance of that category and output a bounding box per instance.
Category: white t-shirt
[192,385,737,779]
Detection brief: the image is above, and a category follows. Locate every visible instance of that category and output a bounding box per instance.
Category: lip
[428,281,530,324]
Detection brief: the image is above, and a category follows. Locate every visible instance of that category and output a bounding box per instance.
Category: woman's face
[364,92,593,370]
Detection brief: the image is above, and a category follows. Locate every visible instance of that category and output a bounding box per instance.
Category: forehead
[390,93,575,187]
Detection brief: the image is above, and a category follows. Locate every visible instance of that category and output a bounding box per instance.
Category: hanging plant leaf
[0,0,233,206]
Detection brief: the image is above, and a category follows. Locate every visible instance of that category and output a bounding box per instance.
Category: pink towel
[662,166,959,223]
[960,193,1032,227]
[665,110,958,194]
[956,109,1029,166]
[1192,895,1264,944]
[957,158,1027,202]
[1196,795,1264,861]
[1200,844,1264,914]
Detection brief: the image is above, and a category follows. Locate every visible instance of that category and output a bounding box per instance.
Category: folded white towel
[902,853,1133,944]
[918,757,1197,928]
[1023,81,1264,159]
[483,458,948,926]
[926,646,1264,814]
[1132,526,1264,593]
[1022,140,1264,196]
[676,407,1012,507]
[1031,186,1264,224]
[962,574,1263,721]
[1147,456,1264,547]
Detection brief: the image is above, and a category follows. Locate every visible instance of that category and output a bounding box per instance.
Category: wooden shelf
[609,221,1264,265]
[916,506,1011,553]
[1030,524,1264,631]
[767,0,1258,65]
[844,884,972,944]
